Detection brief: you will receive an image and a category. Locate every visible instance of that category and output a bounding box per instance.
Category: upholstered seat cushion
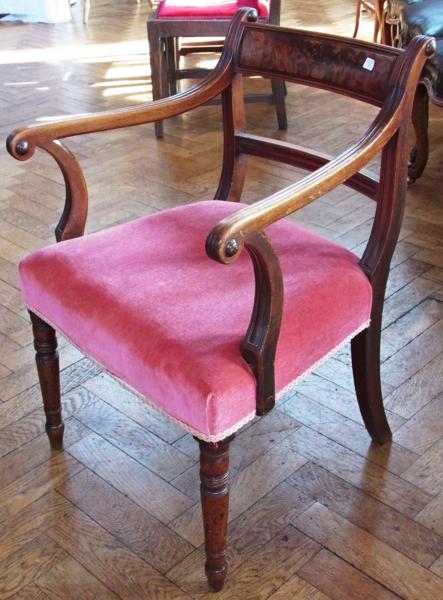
[19,201,372,441]
[157,0,270,19]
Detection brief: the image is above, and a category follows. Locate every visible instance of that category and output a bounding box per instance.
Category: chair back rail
[234,132,379,200]
[238,25,402,106]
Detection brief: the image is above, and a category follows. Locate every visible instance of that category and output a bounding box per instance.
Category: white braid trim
[27,305,369,443]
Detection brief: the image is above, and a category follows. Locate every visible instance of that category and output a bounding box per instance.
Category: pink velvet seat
[19,200,372,441]
[157,0,270,19]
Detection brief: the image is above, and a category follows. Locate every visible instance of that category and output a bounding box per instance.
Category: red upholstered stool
[157,0,271,19]
[147,0,286,137]
[19,201,372,441]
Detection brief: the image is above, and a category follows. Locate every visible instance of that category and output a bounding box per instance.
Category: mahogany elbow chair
[7,10,434,592]
[147,0,287,137]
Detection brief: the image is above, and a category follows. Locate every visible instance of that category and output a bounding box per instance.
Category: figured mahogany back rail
[7,8,435,425]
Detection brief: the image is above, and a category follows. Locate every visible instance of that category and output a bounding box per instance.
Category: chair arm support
[206,86,404,265]
[241,233,283,416]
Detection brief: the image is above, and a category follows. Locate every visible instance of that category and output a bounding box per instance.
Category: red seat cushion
[157,0,270,19]
[19,201,372,441]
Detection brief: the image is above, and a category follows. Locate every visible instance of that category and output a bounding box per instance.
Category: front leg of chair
[30,312,64,450]
[408,83,429,183]
[350,312,392,444]
[197,435,233,592]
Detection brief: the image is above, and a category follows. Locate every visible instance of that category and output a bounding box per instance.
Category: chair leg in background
[148,23,165,138]
[271,79,287,130]
[197,435,233,592]
[83,0,90,24]
[353,0,362,38]
[351,319,392,444]
[30,312,64,450]
[409,83,430,183]
[166,37,178,96]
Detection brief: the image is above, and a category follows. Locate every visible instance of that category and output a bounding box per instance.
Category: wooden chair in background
[353,0,386,42]
[147,0,287,137]
[83,0,155,24]
[7,9,434,592]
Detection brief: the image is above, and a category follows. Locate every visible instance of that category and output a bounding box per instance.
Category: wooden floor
[0,1,443,598]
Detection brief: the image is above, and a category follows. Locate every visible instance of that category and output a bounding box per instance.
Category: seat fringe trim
[27,304,369,443]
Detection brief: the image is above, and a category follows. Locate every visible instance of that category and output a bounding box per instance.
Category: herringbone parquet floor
[0,1,442,598]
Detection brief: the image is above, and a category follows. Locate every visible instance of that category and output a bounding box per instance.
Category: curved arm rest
[6,61,233,243]
[6,7,257,162]
[6,60,233,162]
[206,86,404,265]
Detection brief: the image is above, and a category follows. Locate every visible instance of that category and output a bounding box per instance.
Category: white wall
[0,0,72,22]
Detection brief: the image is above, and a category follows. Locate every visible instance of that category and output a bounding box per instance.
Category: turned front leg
[197,435,233,592]
[30,312,64,450]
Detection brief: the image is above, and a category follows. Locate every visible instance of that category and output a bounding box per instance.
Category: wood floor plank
[287,462,443,567]
[381,278,442,330]
[382,319,443,388]
[298,549,401,600]
[382,298,443,352]
[385,353,443,418]
[430,555,443,579]
[416,491,443,536]
[278,394,417,475]
[402,436,443,495]
[47,509,190,600]
[0,452,84,524]
[294,503,443,600]
[0,417,89,480]
[0,534,66,600]
[83,373,185,443]
[283,426,432,518]
[200,525,320,600]
[74,395,194,480]
[394,392,443,454]
[36,556,119,600]
[385,258,432,298]
[9,584,49,600]
[0,492,75,560]
[267,576,329,600]
[67,432,193,523]
[56,468,193,573]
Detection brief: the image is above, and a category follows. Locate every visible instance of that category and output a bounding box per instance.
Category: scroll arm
[7,133,88,242]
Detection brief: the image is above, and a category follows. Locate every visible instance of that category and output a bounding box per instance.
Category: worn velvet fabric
[157,0,270,19]
[19,201,372,440]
